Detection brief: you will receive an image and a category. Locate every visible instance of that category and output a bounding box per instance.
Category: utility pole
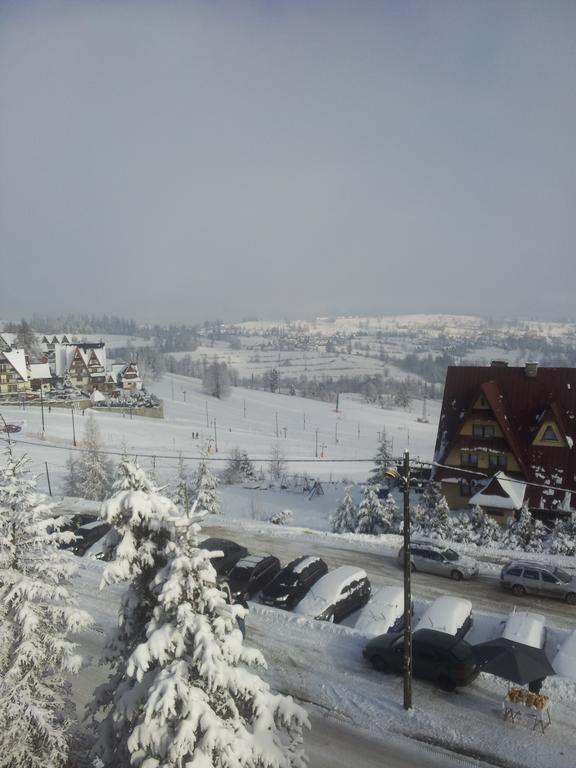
[401,450,412,710]
[213,418,218,452]
[283,427,287,439]
[335,421,339,444]
[275,411,279,438]
[205,400,209,427]
[357,423,360,440]
[303,412,306,431]
[171,377,175,400]
[40,385,45,437]
[243,399,246,418]
[71,405,77,447]
[335,392,340,413]
[45,462,52,496]
[315,427,319,458]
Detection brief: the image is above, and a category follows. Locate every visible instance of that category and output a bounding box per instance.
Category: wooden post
[45,462,52,496]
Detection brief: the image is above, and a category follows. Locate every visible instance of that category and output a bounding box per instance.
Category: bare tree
[268,442,287,481]
[202,361,231,399]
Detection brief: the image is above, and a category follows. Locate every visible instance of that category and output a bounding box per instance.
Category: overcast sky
[1,0,575,324]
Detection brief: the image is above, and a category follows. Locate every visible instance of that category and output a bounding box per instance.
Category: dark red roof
[434,364,576,511]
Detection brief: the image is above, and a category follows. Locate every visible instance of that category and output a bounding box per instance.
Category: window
[522,569,540,581]
[459,480,475,497]
[473,424,496,439]
[489,453,507,469]
[541,572,558,584]
[541,425,559,442]
[461,451,478,466]
[507,568,522,577]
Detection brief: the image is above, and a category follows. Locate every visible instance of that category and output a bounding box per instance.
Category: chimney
[490,360,508,368]
[525,361,539,378]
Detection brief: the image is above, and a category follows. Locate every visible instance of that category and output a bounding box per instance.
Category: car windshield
[554,567,572,583]
[443,549,459,562]
[277,574,299,588]
[230,567,252,581]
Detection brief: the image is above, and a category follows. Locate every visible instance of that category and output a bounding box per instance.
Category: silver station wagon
[500,561,576,604]
[398,539,479,581]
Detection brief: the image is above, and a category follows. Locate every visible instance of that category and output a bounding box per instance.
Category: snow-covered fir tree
[549,512,576,556]
[466,505,502,547]
[356,485,391,535]
[0,452,92,768]
[91,460,182,766]
[172,453,191,513]
[330,487,358,533]
[368,429,393,487]
[421,481,442,516]
[222,447,255,485]
[64,452,81,497]
[420,496,455,540]
[384,493,403,533]
[94,475,309,767]
[194,455,220,515]
[505,504,547,553]
[76,412,114,500]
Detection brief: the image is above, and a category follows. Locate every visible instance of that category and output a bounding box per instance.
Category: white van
[501,611,546,649]
[414,596,473,639]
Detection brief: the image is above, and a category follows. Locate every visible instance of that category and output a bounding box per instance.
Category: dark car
[200,538,249,577]
[71,520,111,556]
[294,566,372,622]
[260,555,328,610]
[363,629,479,692]
[227,555,282,602]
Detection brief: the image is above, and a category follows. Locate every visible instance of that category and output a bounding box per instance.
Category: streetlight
[385,449,412,711]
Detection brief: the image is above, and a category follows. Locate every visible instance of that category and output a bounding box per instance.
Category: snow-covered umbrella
[473,638,556,685]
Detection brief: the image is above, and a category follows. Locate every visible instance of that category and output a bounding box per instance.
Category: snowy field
[1,373,439,495]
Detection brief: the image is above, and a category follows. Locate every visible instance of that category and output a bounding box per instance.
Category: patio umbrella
[473,638,556,685]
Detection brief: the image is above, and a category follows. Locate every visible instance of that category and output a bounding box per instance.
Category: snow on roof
[502,611,545,649]
[469,471,526,510]
[3,349,28,380]
[355,586,404,636]
[90,389,106,402]
[414,596,472,637]
[553,629,576,679]
[294,566,367,618]
[292,555,321,574]
[0,332,17,347]
[29,363,51,379]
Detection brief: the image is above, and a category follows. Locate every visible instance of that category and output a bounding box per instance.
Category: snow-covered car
[501,611,546,649]
[71,520,111,556]
[500,561,576,604]
[364,629,480,692]
[414,596,473,639]
[293,566,371,623]
[355,586,406,636]
[553,628,576,679]
[398,540,479,581]
[260,555,328,610]
[200,538,249,577]
[227,555,281,603]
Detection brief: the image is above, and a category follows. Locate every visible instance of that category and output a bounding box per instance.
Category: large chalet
[433,362,576,521]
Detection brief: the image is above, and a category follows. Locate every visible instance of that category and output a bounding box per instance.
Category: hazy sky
[1,0,575,324]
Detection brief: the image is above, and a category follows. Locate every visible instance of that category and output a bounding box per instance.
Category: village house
[54,342,107,392]
[433,362,576,522]
[0,348,31,397]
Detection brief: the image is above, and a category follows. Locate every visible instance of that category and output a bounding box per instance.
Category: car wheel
[371,655,390,673]
[565,592,576,605]
[511,584,526,597]
[438,676,456,692]
[451,570,464,581]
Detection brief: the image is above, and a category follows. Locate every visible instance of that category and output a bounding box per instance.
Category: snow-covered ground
[1,373,439,493]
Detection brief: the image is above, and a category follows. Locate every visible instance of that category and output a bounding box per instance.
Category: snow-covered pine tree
[369,429,393,487]
[384,494,403,533]
[426,496,454,540]
[549,512,576,556]
[113,510,309,768]
[64,452,81,497]
[467,505,502,547]
[0,452,92,768]
[76,412,114,500]
[172,453,191,514]
[91,460,182,766]
[356,485,391,535]
[330,487,358,533]
[421,480,442,516]
[505,504,547,553]
[194,455,220,515]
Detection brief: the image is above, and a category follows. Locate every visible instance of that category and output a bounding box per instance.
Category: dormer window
[542,425,559,442]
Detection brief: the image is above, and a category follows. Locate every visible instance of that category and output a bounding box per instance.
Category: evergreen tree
[103,509,309,767]
[0,453,92,768]
[91,460,181,766]
[222,447,255,485]
[356,485,391,535]
[384,494,403,533]
[549,512,576,556]
[369,430,393,487]
[427,496,454,540]
[202,361,232,399]
[505,505,547,553]
[194,456,220,515]
[467,505,502,547]
[76,413,114,500]
[172,453,191,513]
[64,453,81,497]
[330,488,358,533]
[422,481,442,516]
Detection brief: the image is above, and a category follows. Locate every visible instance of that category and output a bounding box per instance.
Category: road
[203,522,576,629]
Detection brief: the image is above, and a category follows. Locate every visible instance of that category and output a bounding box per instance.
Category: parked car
[293,566,371,623]
[227,555,281,602]
[71,520,111,556]
[355,586,406,637]
[0,422,22,433]
[553,628,576,678]
[260,555,328,610]
[363,628,479,691]
[200,538,249,577]
[500,561,576,604]
[501,611,546,649]
[414,596,473,639]
[398,540,479,581]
